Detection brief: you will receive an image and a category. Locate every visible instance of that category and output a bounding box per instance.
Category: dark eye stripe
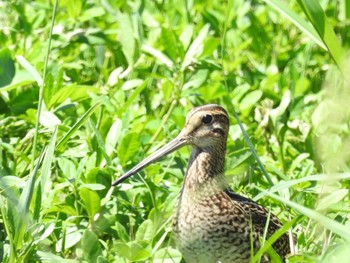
[213,128,225,136]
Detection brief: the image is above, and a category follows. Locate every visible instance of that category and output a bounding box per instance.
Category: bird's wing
[224,188,290,258]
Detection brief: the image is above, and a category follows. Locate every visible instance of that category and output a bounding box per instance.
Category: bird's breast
[172,191,255,263]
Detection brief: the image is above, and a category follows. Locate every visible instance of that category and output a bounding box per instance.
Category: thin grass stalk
[257,186,350,241]
[30,0,58,172]
[232,106,274,186]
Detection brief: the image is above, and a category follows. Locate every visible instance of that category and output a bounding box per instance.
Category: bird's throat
[182,144,228,198]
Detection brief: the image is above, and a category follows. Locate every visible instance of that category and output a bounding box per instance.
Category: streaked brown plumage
[113,104,291,263]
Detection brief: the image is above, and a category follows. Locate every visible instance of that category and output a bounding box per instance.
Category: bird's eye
[202,114,213,124]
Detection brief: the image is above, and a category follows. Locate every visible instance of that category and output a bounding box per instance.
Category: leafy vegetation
[0,0,349,262]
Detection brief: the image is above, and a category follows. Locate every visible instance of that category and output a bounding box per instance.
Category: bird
[112,104,291,263]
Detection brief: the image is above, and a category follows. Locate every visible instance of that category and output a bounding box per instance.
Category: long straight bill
[112,135,187,186]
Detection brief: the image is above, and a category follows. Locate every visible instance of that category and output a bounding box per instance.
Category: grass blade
[254,173,350,201]
[251,216,301,263]
[88,119,111,166]
[296,0,345,69]
[56,102,101,150]
[40,127,58,202]
[231,106,274,186]
[16,149,45,250]
[262,0,326,50]
[30,0,58,174]
[257,187,350,241]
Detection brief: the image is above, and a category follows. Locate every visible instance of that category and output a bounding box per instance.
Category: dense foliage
[0,0,349,262]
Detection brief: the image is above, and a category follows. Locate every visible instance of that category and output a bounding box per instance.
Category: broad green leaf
[0,48,15,87]
[44,204,77,216]
[79,187,101,219]
[198,83,227,101]
[57,157,77,179]
[85,167,110,186]
[0,79,36,92]
[135,219,154,242]
[16,55,43,86]
[117,132,141,166]
[81,229,102,262]
[153,247,182,263]
[121,79,144,91]
[105,118,123,156]
[117,12,135,67]
[56,230,82,251]
[270,89,291,127]
[231,83,251,105]
[240,90,263,111]
[47,85,100,109]
[38,223,56,242]
[180,25,194,51]
[39,110,61,128]
[80,7,105,22]
[160,28,184,61]
[182,24,210,70]
[113,241,151,261]
[142,44,174,67]
[65,0,82,19]
[111,221,130,242]
[201,37,220,58]
[183,69,209,90]
[160,79,173,101]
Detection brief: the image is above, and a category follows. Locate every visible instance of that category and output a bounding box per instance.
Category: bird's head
[112,104,229,186]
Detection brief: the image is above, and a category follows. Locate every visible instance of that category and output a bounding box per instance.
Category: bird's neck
[182,143,228,198]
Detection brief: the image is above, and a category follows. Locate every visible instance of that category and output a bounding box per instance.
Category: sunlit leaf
[47,85,100,109]
[16,55,42,86]
[117,132,141,166]
[117,12,136,67]
[135,219,154,242]
[153,247,182,263]
[79,187,101,218]
[81,229,102,261]
[113,241,151,261]
[182,24,210,70]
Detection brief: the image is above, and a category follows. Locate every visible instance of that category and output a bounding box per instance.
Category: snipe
[113,104,291,263]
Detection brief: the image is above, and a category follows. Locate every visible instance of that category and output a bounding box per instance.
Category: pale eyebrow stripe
[187,105,228,121]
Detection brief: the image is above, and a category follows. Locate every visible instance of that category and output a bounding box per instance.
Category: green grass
[0,0,350,262]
